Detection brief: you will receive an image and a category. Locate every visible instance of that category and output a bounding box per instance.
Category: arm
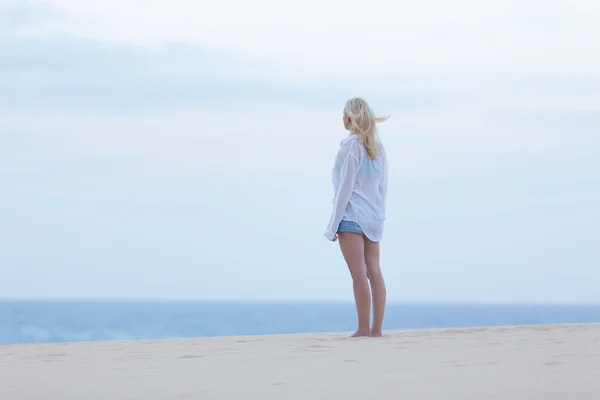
[324,145,359,241]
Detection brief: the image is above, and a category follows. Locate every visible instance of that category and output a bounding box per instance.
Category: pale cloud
[20,0,600,82]
[2,0,597,115]
[0,34,285,111]
[0,24,440,111]
[1,0,597,186]
[0,0,64,30]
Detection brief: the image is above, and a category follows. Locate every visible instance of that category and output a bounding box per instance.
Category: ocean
[1,300,600,345]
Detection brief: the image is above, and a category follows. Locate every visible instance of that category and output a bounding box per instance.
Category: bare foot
[350,329,371,338]
[370,330,383,337]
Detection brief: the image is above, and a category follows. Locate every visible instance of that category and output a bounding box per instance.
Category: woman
[325,97,389,338]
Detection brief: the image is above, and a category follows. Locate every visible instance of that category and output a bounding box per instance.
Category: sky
[1,0,599,302]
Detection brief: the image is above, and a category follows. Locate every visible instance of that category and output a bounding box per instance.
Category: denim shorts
[337,220,364,235]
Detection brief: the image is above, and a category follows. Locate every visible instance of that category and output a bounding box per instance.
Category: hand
[332,234,338,242]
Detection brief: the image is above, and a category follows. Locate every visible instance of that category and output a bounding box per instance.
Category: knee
[349,265,368,282]
[366,261,383,280]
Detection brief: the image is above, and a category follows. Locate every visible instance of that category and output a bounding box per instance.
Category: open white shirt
[324,134,388,242]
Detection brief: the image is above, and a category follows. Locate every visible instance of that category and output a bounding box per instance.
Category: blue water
[1,300,600,345]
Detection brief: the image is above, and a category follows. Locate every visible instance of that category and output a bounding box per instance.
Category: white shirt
[324,134,388,242]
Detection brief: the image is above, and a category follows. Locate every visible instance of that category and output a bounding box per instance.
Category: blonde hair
[344,97,389,160]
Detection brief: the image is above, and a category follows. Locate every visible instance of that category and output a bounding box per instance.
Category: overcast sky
[1,0,599,302]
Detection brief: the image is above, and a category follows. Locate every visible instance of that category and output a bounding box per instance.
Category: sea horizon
[2,299,600,345]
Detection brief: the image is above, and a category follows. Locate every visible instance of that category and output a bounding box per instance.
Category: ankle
[351,328,371,338]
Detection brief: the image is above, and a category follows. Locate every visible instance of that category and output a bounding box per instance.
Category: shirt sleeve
[379,145,388,205]
[324,144,360,240]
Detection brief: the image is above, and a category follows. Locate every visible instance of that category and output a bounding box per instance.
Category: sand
[1,323,600,399]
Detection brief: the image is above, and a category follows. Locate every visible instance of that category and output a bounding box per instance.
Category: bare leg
[364,238,386,337]
[338,231,371,337]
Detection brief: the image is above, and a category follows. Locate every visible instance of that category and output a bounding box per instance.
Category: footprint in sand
[178,354,205,359]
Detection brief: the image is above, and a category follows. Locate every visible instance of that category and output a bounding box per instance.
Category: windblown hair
[344,97,389,160]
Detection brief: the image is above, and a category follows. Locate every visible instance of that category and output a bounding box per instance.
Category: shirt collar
[341,134,358,145]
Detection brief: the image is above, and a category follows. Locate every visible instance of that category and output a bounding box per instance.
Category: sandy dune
[2,323,600,399]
